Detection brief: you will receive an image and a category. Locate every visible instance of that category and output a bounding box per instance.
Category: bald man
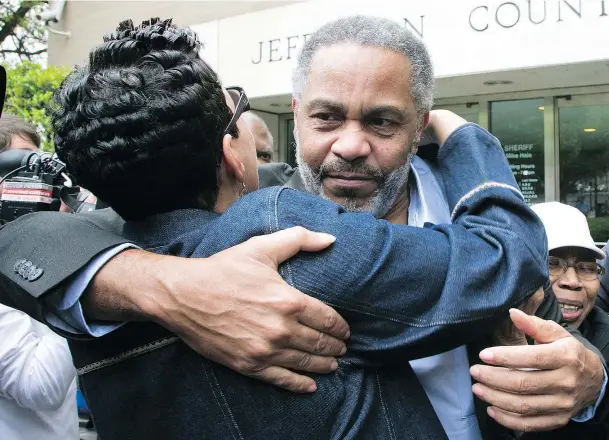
[243,111,274,164]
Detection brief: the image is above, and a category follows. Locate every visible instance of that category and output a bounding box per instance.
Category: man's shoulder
[80,207,124,227]
[225,187,343,230]
[237,186,321,208]
[258,163,297,188]
[258,162,308,191]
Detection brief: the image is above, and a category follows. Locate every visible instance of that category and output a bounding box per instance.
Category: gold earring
[240,181,247,197]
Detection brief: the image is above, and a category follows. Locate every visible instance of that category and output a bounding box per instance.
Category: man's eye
[314,113,340,122]
[579,263,598,274]
[370,118,395,127]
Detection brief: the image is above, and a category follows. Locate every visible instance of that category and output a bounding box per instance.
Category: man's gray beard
[296,130,418,219]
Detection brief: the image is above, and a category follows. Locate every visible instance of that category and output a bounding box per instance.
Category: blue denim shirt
[68,124,549,440]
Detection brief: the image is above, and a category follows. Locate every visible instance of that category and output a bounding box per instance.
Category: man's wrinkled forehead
[299,43,416,115]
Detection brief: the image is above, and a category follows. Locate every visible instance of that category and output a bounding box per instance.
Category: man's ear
[291,98,299,139]
[222,134,245,183]
[419,112,430,134]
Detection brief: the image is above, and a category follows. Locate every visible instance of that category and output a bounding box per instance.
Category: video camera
[0,66,102,224]
[0,148,104,224]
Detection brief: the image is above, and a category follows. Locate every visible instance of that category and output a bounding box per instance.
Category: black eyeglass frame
[225,86,250,135]
[548,255,605,281]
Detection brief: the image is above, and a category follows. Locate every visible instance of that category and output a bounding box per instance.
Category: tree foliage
[0,0,48,63]
[3,60,69,151]
[588,217,609,243]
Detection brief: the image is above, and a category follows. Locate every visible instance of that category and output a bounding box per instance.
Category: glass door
[557,93,609,242]
[490,98,546,205]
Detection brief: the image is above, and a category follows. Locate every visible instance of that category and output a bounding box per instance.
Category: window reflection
[559,102,609,242]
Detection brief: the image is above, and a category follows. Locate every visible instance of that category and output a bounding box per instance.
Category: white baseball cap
[531,202,606,260]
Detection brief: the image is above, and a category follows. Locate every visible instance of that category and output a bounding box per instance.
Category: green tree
[3,60,69,151]
[0,1,48,63]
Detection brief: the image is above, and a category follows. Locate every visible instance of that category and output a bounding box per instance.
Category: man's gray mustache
[317,162,385,180]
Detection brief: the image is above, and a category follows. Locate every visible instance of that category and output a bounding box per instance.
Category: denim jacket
[69,124,548,440]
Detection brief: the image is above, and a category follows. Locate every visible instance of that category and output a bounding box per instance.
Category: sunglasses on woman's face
[225,86,250,134]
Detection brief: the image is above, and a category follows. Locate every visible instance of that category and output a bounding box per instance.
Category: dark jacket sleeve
[579,306,609,425]
[597,241,609,313]
[0,208,127,323]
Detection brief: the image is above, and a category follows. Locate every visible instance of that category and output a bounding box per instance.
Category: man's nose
[330,122,371,162]
[558,267,583,290]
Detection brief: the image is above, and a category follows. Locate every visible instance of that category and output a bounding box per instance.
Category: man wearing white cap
[529,201,609,439]
[532,202,607,330]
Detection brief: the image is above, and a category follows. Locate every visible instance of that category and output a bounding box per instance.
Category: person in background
[527,201,609,439]
[0,114,73,212]
[0,113,40,152]
[242,111,274,164]
[575,196,592,217]
[0,113,79,439]
[0,303,78,440]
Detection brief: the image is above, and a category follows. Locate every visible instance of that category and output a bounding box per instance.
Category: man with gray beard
[0,15,607,440]
[260,15,607,438]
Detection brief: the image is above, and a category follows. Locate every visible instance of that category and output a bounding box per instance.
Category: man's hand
[85,227,350,394]
[470,309,604,432]
[493,287,544,346]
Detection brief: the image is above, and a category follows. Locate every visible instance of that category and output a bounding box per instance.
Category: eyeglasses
[548,256,605,281]
[225,86,250,135]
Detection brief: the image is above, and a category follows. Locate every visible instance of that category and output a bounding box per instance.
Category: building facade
[48,0,609,240]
